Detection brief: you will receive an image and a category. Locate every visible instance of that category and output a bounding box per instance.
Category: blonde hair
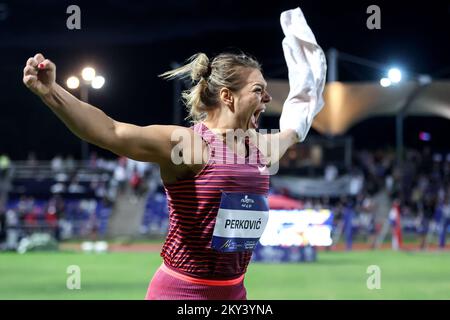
[159,52,261,123]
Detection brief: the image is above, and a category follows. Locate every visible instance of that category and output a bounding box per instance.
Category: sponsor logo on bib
[240,195,255,208]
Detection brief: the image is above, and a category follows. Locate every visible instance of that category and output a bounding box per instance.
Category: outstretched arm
[257,8,326,166]
[22,53,192,166]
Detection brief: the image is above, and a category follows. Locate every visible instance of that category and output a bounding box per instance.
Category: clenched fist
[23,53,56,97]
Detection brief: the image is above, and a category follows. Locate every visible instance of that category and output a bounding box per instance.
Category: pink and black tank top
[161,122,270,280]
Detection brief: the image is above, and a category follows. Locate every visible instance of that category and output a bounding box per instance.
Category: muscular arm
[40,83,175,163]
[23,53,205,179]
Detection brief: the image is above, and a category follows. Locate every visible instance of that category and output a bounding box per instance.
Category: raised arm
[253,8,326,167]
[277,8,327,150]
[22,53,200,170]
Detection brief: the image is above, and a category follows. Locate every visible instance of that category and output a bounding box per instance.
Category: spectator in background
[5,209,19,250]
[129,166,143,203]
[45,195,65,241]
[51,154,64,173]
[420,193,437,250]
[112,158,127,196]
[68,176,86,194]
[349,167,364,196]
[358,192,377,248]
[85,200,100,242]
[91,177,107,199]
[78,199,98,238]
[23,199,40,228]
[324,163,338,181]
[146,164,161,196]
[50,182,66,194]
[17,196,34,218]
[64,154,76,175]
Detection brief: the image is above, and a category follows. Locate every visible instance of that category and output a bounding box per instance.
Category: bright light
[388,68,402,83]
[91,76,105,89]
[380,77,391,87]
[66,76,80,89]
[81,67,96,81]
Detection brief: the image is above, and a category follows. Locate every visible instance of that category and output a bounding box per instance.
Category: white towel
[279,7,327,142]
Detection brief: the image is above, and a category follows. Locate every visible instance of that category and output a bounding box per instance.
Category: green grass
[1,249,450,299]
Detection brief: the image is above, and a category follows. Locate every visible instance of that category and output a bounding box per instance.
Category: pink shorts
[145,263,247,300]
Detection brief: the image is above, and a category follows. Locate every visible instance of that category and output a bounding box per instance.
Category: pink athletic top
[161,122,270,280]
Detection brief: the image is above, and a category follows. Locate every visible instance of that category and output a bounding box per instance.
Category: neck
[203,107,247,133]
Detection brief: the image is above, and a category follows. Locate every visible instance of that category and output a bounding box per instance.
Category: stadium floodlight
[81,67,96,81]
[91,75,105,89]
[388,68,402,83]
[66,76,80,89]
[380,77,391,87]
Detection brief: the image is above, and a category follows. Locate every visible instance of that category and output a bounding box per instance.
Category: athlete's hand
[23,53,56,97]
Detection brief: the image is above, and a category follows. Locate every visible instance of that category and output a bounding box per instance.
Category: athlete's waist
[162,262,245,286]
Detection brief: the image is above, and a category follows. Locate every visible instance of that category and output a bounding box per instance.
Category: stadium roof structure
[266,79,450,136]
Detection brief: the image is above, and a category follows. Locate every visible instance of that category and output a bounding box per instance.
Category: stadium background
[1,0,450,300]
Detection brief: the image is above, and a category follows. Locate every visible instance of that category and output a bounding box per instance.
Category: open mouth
[250,107,265,129]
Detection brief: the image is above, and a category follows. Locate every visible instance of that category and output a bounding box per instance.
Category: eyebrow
[252,82,267,88]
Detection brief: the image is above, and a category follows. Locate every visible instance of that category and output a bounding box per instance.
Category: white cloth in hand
[279,7,327,142]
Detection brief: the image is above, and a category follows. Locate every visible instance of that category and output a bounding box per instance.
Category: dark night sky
[0,0,449,159]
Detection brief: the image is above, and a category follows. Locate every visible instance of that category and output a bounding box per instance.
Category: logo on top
[241,195,255,208]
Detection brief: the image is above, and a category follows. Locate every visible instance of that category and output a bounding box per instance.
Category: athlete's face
[231,68,271,130]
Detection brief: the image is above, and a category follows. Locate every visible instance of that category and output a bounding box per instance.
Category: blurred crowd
[355,147,450,222]
[1,145,450,251]
[46,152,157,201]
[274,146,450,248]
[0,152,160,251]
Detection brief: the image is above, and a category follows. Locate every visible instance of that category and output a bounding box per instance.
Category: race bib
[211,192,269,252]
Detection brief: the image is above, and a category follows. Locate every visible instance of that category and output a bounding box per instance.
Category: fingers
[38,59,56,72]
[23,65,37,76]
[27,53,50,69]
[23,59,38,87]
[23,74,37,87]
[23,53,55,95]
[34,53,45,64]
[26,57,38,68]
[24,55,56,75]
